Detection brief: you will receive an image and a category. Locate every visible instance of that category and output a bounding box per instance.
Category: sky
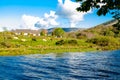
[0,0,113,31]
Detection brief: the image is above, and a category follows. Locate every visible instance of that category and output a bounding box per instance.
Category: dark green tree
[52,28,65,37]
[76,0,120,30]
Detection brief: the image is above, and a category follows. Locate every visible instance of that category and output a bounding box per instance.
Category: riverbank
[0,36,120,56]
[0,45,97,56]
[0,25,120,56]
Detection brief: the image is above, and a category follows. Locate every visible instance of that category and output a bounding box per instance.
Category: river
[0,50,120,80]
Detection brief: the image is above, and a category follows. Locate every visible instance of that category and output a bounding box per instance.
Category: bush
[32,38,37,41]
[101,30,115,36]
[6,35,13,39]
[86,36,120,47]
[0,42,15,48]
[56,39,78,45]
[56,40,65,45]
[76,33,87,39]
[86,37,110,46]
[68,40,78,45]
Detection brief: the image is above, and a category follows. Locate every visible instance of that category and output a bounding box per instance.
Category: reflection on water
[0,50,120,80]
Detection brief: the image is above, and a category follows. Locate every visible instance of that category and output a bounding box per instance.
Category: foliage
[56,39,78,45]
[40,29,48,36]
[52,28,65,37]
[0,25,120,55]
[0,42,15,48]
[86,36,120,50]
[102,30,115,36]
[56,40,65,45]
[76,0,120,29]
[32,38,37,41]
[68,39,78,45]
[86,36,110,46]
[66,32,77,38]
[76,32,87,39]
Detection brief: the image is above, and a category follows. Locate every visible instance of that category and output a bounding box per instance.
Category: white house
[11,29,41,36]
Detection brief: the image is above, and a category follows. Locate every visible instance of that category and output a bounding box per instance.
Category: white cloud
[0,0,92,31]
[0,18,21,31]
[22,11,59,29]
[22,14,40,29]
[0,27,4,32]
[57,0,91,27]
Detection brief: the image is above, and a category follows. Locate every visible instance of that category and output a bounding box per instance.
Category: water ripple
[0,50,120,80]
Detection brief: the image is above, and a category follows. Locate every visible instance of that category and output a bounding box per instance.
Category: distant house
[11,29,41,36]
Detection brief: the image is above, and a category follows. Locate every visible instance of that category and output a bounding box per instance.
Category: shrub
[68,40,78,45]
[56,39,78,45]
[101,30,115,36]
[86,37,110,46]
[32,38,37,41]
[6,35,13,39]
[86,36,120,47]
[56,40,65,45]
[0,42,15,48]
[66,32,77,38]
[76,33,87,39]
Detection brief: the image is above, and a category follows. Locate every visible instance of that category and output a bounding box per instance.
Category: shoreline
[1,46,119,56]
[0,46,97,56]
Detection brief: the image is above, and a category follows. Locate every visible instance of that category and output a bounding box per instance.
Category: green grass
[0,36,97,56]
[0,32,119,56]
[0,46,97,56]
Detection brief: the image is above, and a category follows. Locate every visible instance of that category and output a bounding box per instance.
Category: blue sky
[0,0,113,31]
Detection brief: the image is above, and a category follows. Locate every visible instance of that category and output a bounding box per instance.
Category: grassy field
[0,29,120,56]
[0,33,98,56]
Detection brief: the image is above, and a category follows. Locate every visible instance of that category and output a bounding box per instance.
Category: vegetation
[40,29,48,36]
[76,0,120,30]
[52,28,65,37]
[56,39,78,45]
[0,25,120,56]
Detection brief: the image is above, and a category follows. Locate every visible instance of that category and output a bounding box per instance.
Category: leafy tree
[76,0,120,29]
[40,29,48,36]
[52,28,65,37]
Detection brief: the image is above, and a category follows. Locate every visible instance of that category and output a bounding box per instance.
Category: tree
[76,0,120,30]
[40,29,48,36]
[52,28,65,37]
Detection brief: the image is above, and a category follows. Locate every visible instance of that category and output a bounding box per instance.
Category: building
[11,29,41,36]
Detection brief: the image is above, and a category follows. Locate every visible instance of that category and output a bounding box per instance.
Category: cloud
[35,11,59,28]
[0,18,21,31]
[22,11,59,29]
[57,0,91,27]
[0,27,4,32]
[22,14,40,29]
[0,0,92,31]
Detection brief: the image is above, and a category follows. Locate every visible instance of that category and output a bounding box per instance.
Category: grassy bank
[0,25,120,56]
[0,35,120,56]
[0,33,98,56]
[0,37,120,56]
[0,44,97,56]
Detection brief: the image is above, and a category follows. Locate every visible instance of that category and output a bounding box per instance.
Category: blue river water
[0,50,120,80]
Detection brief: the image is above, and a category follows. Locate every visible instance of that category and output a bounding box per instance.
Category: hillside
[47,28,84,33]
[94,19,117,27]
